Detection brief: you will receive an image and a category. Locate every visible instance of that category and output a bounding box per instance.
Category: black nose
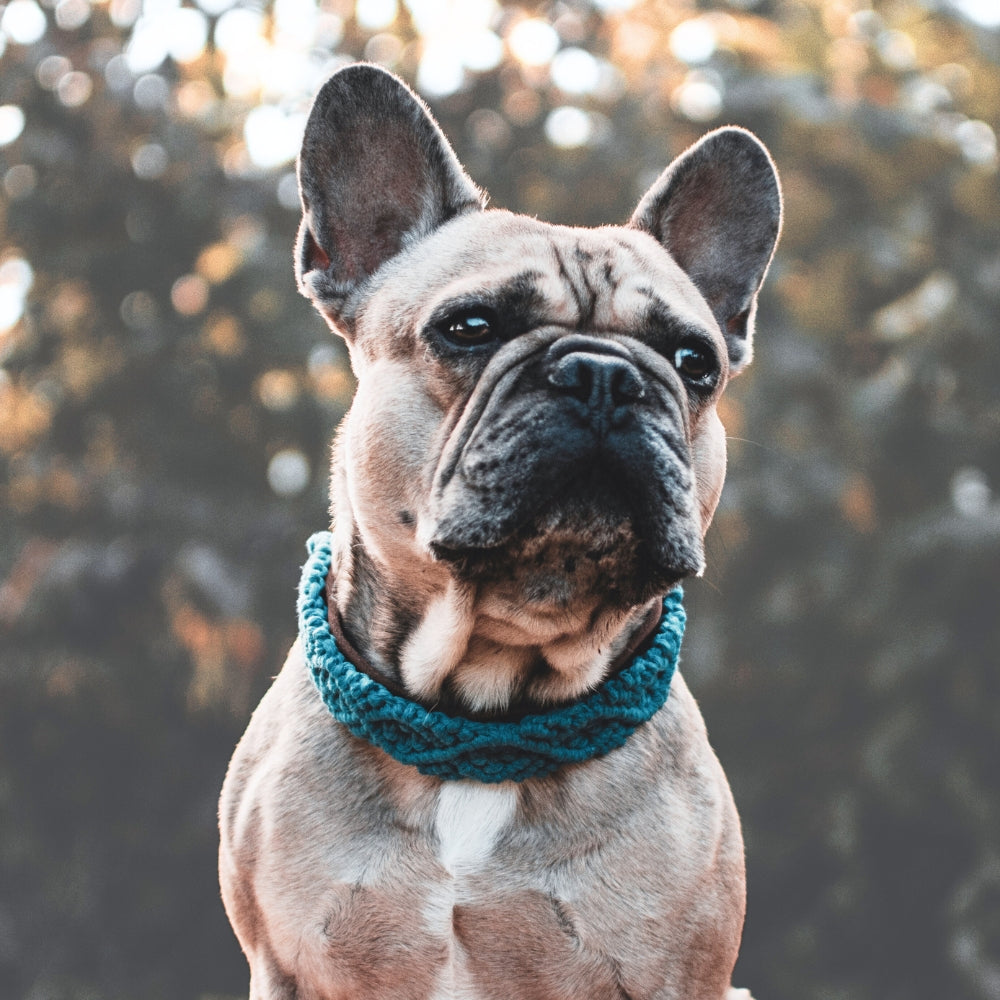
[547,347,645,427]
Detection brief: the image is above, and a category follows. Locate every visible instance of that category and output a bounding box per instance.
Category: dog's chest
[262,777,630,1000]
[421,783,521,998]
[431,781,519,878]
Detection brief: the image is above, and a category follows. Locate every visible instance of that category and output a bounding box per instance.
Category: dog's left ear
[630,128,782,372]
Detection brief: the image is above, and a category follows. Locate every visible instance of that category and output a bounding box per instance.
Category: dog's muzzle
[418,329,705,595]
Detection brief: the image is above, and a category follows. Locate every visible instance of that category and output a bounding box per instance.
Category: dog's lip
[425,536,500,562]
[423,444,697,558]
[425,517,707,602]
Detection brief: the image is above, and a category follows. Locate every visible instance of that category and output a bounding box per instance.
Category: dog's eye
[673,344,717,385]
[438,309,497,346]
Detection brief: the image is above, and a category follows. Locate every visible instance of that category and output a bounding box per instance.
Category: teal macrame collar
[298,531,686,784]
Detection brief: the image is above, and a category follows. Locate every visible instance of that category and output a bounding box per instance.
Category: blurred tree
[1,1,998,998]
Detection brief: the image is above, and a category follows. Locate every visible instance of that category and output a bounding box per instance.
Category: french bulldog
[219,63,781,1000]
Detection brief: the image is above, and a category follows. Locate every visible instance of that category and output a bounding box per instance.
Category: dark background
[1,1,999,998]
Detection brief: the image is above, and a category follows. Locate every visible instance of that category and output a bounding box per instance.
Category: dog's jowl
[219,64,781,1000]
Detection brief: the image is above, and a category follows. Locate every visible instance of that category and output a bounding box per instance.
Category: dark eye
[673,343,717,385]
[437,309,497,346]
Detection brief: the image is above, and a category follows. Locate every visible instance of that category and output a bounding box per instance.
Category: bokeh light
[417,42,466,98]
[951,467,992,516]
[955,119,998,166]
[0,257,34,334]
[244,106,308,170]
[544,105,593,149]
[133,72,170,109]
[508,17,560,67]
[669,17,717,65]
[355,0,397,32]
[408,0,504,97]
[54,0,90,31]
[171,274,211,317]
[3,164,37,200]
[550,47,600,95]
[256,369,300,411]
[56,71,93,108]
[672,70,723,122]
[1,0,47,45]
[267,448,310,496]
[0,105,26,146]
[951,0,1000,28]
[131,143,169,180]
[36,55,71,90]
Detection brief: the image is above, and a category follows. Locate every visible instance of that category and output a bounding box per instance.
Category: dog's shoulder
[517,671,738,856]
[219,640,418,850]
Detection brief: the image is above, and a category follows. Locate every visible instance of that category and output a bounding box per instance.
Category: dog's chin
[427,479,704,611]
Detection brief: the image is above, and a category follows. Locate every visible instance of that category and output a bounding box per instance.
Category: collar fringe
[298,531,685,783]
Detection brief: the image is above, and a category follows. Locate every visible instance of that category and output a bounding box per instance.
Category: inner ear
[295,63,484,324]
[727,308,750,339]
[300,228,331,273]
[630,127,782,371]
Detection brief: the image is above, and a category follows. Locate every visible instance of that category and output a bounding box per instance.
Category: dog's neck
[325,518,662,716]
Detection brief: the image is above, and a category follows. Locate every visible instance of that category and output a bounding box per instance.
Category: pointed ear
[630,127,782,372]
[295,64,484,326]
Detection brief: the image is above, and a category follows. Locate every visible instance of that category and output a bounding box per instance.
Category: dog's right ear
[295,64,484,329]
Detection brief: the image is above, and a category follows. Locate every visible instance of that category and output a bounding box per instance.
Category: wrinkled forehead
[355,210,720,350]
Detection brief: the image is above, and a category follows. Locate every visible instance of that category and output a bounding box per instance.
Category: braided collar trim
[298,531,686,784]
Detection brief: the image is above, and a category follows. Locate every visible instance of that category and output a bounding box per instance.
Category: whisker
[726,435,778,455]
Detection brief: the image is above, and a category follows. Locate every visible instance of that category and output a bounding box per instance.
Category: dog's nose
[547,348,645,423]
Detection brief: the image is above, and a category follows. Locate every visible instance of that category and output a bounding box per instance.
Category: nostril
[610,363,644,405]
[548,355,595,403]
[548,352,645,411]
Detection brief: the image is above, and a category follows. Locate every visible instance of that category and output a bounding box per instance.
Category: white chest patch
[433,781,518,877]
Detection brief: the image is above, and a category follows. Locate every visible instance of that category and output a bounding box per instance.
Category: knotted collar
[298,531,686,783]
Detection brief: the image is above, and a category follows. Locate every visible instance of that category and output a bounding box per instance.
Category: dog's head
[295,64,780,618]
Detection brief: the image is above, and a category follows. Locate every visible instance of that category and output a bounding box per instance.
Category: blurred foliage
[1,0,999,998]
